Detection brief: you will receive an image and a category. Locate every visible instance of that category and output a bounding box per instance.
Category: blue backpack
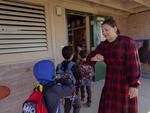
[56,61,76,85]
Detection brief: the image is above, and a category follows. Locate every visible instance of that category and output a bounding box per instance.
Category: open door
[90,16,107,81]
[90,16,106,49]
[66,10,91,52]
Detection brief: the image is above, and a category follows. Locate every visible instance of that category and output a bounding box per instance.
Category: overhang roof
[82,0,150,16]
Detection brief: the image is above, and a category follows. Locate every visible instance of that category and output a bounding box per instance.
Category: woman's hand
[91,54,104,62]
[128,87,138,99]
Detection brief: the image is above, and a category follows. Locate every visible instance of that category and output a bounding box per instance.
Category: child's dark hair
[74,44,83,52]
[79,50,87,59]
[102,18,120,35]
[62,46,74,59]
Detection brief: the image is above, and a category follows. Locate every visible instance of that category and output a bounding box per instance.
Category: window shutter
[0,0,48,54]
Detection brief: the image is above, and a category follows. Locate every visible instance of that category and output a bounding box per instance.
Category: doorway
[66,11,91,51]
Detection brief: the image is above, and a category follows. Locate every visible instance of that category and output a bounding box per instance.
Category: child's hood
[33,60,55,84]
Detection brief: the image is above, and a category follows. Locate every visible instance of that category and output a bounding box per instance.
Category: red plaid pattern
[87,35,141,113]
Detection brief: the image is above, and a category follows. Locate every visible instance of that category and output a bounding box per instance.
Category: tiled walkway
[138,77,150,113]
[61,75,150,113]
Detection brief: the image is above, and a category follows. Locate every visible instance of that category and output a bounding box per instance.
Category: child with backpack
[22,60,74,113]
[56,46,82,113]
[79,50,95,107]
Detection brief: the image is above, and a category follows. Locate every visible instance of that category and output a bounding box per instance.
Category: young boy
[79,50,95,107]
[33,60,75,113]
[56,46,82,113]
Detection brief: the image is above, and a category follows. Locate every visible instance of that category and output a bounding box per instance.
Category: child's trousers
[81,85,91,103]
[64,96,81,113]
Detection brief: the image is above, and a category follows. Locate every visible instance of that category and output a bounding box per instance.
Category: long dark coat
[87,35,141,113]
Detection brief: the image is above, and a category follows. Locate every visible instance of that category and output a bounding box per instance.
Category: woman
[87,18,141,113]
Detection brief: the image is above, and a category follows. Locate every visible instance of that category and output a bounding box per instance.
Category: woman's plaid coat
[87,35,141,113]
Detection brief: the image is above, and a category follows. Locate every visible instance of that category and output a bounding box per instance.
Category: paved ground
[61,74,150,113]
[138,76,150,113]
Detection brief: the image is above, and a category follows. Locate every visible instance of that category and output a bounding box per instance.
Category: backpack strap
[56,64,63,79]
[56,61,74,75]
[56,61,76,85]
[67,61,76,84]
[43,82,55,94]
[34,83,43,92]
[57,64,62,72]
[34,82,55,94]
[41,82,56,113]
[67,61,75,73]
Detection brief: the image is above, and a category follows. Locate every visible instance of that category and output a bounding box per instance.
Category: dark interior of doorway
[66,14,87,50]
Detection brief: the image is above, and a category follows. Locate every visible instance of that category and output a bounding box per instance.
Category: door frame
[65,9,92,52]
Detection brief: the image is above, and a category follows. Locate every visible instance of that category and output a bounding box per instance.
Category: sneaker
[87,102,91,107]
[81,98,84,101]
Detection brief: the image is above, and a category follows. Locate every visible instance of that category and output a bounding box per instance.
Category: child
[72,44,83,63]
[72,44,83,96]
[79,50,95,107]
[56,46,82,113]
[33,60,75,113]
